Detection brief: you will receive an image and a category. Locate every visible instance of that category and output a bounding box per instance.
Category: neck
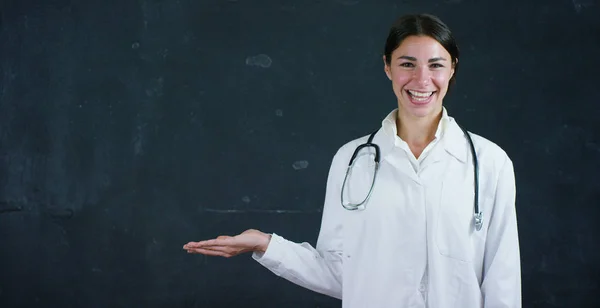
[396,107,443,148]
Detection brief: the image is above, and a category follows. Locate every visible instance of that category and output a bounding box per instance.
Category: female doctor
[184,13,521,308]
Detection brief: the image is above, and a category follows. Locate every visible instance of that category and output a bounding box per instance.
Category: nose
[413,67,431,86]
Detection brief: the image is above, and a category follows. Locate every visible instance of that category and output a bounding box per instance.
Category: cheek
[391,71,412,88]
[432,71,451,91]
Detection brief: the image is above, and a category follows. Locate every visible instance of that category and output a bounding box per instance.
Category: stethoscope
[340,124,484,231]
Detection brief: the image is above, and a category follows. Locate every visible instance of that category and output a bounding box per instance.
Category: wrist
[257,233,272,253]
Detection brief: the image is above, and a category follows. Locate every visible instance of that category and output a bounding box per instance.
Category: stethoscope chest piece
[474,212,483,231]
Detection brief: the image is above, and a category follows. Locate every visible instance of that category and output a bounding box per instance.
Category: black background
[1,0,599,307]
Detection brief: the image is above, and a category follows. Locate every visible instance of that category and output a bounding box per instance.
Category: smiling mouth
[406,90,436,101]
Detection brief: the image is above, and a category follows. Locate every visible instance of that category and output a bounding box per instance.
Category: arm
[481,156,522,307]
[251,148,347,299]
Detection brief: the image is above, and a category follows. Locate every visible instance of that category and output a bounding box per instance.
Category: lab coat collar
[378,107,468,164]
[442,116,469,163]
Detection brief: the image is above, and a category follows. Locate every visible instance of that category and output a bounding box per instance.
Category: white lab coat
[252,109,521,308]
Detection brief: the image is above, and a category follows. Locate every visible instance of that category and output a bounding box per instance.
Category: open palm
[183,229,271,258]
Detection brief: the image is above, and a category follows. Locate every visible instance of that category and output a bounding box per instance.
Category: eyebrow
[397,56,447,62]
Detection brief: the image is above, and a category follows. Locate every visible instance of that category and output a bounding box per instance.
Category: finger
[187,235,231,245]
[185,238,234,248]
[191,246,232,254]
[186,248,234,258]
[185,244,230,251]
[189,245,240,257]
[183,240,216,249]
[187,248,226,256]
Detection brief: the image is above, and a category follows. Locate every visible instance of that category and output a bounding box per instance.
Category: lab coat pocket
[435,178,475,263]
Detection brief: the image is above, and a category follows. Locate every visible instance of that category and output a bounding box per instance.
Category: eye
[430,63,444,68]
[400,62,414,68]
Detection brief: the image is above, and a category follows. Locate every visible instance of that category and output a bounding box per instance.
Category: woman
[184,13,521,308]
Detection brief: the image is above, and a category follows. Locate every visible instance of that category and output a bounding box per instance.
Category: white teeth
[408,90,433,97]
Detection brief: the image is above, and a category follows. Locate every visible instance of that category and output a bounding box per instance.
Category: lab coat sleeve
[251,147,347,299]
[481,156,522,307]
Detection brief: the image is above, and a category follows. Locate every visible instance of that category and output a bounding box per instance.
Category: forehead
[392,35,450,59]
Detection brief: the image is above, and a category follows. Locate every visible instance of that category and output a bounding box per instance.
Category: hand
[183,229,271,258]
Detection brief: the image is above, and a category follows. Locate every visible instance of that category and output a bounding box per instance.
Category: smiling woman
[184,13,521,308]
[385,36,455,117]
[382,14,460,158]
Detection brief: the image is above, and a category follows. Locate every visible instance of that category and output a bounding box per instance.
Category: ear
[383,55,392,80]
[450,58,458,79]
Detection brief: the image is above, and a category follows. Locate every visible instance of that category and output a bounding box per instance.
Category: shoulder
[332,129,374,156]
[466,129,515,184]
[337,134,371,154]
[331,109,396,161]
[327,133,374,169]
[469,131,512,165]
[446,115,513,173]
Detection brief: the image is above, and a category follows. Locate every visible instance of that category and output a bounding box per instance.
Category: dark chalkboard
[1,0,599,307]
